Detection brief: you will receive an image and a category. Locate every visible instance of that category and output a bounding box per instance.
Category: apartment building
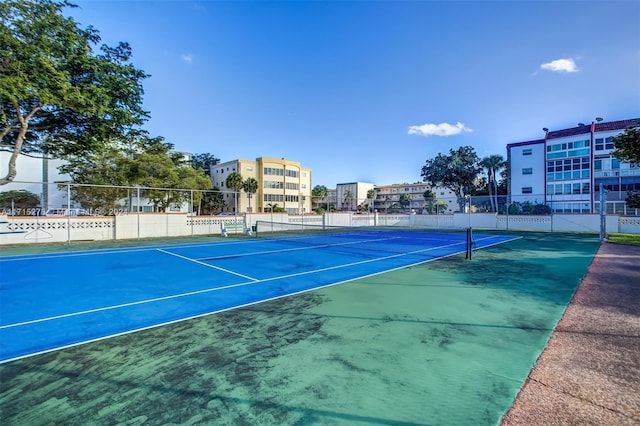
[335,182,375,211]
[507,118,640,214]
[210,157,312,215]
[373,182,457,213]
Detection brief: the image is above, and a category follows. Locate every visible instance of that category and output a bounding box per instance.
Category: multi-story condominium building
[508,118,640,214]
[373,182,457,213]
[210,157,312,215]
[335,182,375,211]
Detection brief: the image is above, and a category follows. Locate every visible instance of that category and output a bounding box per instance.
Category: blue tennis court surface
[0,230,517,363]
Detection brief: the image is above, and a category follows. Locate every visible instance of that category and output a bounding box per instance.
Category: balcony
[594,169,640,178]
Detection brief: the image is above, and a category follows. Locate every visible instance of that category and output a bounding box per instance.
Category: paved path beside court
[502,242,640,425]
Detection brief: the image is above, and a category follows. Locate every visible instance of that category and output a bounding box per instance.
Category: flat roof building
[210,157,312,215]
[507,118,640,214]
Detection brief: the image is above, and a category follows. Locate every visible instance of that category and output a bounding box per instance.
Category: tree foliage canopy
[312,185,328,198]
[191,153,220,177]
[1,0,150,185]
[0,189,40,209]
[58,137,212,212]
[611,124,640,164]
[421,146,482,211]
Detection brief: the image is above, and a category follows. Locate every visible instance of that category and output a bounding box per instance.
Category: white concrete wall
[0,212,636,246]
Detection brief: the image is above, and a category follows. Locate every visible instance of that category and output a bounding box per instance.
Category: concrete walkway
[502,242,640,425]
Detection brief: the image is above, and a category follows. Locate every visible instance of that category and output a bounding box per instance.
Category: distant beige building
[210,157,312,214]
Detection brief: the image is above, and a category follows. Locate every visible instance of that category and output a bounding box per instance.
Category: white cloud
[408,121,473,137]
[181,54,194,63]
[540,58,579,73]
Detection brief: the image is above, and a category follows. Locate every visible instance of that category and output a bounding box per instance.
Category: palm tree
[312,185,328,212]
[242,177,258,213]
[423,189,436,214]
[343,189,354,211]
[367,189,377,212]
[225,172,243,214]
[480,155,505,212]
[399,193,412,211]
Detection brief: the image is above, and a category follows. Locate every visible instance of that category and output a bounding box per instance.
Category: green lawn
[607,233,640,246]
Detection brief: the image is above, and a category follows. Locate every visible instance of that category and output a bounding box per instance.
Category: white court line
[1,239,470,330]
[0,238,264,263]
[156,248,259,281]
[196,235,404,260]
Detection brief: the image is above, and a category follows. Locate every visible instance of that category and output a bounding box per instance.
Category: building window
[522,187,533,194]
[522,168,532,175]
[595,137,614,151]
[522,148,532,156]
[264,167,284,176]
[264,181,284,189]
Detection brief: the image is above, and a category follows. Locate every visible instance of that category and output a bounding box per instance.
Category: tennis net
[253,220,474,257]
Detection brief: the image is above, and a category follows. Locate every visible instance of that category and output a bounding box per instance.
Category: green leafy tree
[610,124,640,209]
[191,153,220,178]
[480,154,506,212]
[1,0,150,185]
[626,192,640,208]
[201,188,225,214]
[61,137,211,213]
[225,171,243,214]
[177,165,213,214]
[423,189,436,214]
[0,189,40,212]
[242,177,258,213]
[611,124,640,164]
[421,146,482,212]
[58,144,129,212]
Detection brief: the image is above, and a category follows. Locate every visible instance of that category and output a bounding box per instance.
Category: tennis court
[0,230,600,424]
[1,226,513,363]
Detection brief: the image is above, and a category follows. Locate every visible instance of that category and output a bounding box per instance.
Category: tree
[366,188,377,212]
[0,189,40,213]
[59,137,212,213]
[312,185,328,212]
[176,165,213,214]
[626,192,640,209]
[497,162,509,196]
[225,171,243,214]
[342,189,353,211]
[201,188,225,214]
[611,125,640,164]
[1,0,150,185]
[423,189,436,214]
[421,146,482,212]
[480,154,506,212]
[58,144,129,212]
[242,177,258,213]
[191,153,220,178]
[398,193,412,211]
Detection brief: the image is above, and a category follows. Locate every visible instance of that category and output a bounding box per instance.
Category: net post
[599,183,607,242]
[465,227,473,260]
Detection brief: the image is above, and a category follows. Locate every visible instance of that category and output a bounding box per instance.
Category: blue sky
[68,0,640,188]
